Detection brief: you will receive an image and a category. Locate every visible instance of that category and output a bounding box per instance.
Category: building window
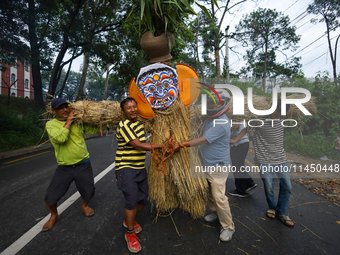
[11,92,16,96]
[24,61,29,71]
[25,79,29,89]
[11,73,16,85]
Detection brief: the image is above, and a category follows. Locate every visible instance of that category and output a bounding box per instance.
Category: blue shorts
[116,167,148,210]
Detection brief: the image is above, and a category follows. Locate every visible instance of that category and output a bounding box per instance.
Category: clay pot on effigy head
[140,31,175,63]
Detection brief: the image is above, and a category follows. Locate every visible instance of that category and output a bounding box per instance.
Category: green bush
[0,108,48,151]
[284,130,340,160]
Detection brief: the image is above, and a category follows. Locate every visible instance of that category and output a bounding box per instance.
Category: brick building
[0,59,34,99]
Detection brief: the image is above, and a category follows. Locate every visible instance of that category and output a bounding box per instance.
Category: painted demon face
[136,63,178,110]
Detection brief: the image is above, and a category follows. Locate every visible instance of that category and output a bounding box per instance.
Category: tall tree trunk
[334,35,340,86]
[76,0,99,101]
[59,56,74,98]
[48,44,68,99]
[324,19,337,85]
[195,34,204,79]
[210,0,220,79]
[77,51,90,100]
[104,64,109,100]
[262,41,268,91]
[47,0,84,101]
[215,47,221,79]
[27,0,44,108]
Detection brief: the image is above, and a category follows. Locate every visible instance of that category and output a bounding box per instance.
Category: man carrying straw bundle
[176,89,235,242]
[43,98,100,231]
[251,99,294,228]
[115,97,162,253]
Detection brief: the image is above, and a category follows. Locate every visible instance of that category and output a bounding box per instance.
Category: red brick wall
[1,60,34,99]
[1,63,11,96]
[17,60,24,97]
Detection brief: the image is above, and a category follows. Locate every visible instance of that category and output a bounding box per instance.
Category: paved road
[0,136,339,255]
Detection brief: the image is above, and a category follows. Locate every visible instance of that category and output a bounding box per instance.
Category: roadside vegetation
[0,95,48,151]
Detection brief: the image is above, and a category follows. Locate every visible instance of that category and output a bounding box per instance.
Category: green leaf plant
[127,0,217,38]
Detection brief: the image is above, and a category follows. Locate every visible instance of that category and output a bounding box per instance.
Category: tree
[26,0,55,107]
[1,0,61,107]
[49,69,81,101]
[307,0,340,85]
[0,0,29,64]
[234,8,301,90]
[195,0,247,79]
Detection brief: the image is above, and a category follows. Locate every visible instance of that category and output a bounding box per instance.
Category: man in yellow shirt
[43,98,100,231]
[115,97,162,253]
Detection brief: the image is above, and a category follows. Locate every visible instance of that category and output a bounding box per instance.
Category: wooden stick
[170,214,181,236]
[289,201,327,209]
[246,216,278,245]
[237,248,250,255]
[300,223,328,244]
[233,218,262,238]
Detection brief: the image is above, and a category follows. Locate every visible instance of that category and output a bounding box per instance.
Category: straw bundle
[143,100,209,218]
[226,94,317,122]
[47,100,123,127]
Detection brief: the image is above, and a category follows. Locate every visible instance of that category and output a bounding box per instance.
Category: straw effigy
[143,100,209,219]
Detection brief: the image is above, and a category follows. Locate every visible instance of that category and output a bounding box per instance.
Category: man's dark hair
[120,97,137,110]
[276,99,290,113]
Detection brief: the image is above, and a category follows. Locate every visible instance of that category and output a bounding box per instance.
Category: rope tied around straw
[149,136,181,176]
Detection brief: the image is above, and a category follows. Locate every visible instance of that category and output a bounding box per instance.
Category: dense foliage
[0,107,47,152]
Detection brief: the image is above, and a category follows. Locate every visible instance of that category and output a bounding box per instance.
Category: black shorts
[116,167,148,210]
[45,161,95,205]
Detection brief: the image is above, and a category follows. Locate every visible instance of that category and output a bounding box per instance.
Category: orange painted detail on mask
[128,78,157,119]
[176,63,201,107]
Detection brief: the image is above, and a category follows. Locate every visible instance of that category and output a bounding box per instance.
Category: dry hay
[143,100,209,218]
[226,94,317,123]
[47,100,122,127]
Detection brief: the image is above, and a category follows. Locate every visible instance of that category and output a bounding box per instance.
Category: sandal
[277,215,294,228]
[266,209,276,219]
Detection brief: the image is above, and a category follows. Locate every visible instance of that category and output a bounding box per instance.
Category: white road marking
[0,162,116,255]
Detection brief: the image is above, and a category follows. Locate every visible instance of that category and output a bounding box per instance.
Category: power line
[296,14,320,30]
[283,0,299,13]
[229,2,244,25]
[302,52,327,68]
[281,33,327,64]
[291,11,310,26]
[302,43,340,68]
[289,1,313,21]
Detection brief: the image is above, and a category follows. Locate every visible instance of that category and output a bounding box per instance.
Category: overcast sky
[68,0,339,79]
[221,0,339,79]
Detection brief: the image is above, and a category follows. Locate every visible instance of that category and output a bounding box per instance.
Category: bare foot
[82,206,94,217]
[42,215,59,231]
[266,211,275,219]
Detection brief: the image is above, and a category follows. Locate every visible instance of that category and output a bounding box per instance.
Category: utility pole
[225,26,230,84]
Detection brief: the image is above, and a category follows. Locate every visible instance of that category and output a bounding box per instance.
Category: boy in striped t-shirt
[252,100,294,228]
[115,97,162,253]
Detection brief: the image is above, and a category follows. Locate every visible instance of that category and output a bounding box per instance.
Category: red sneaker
[125,231,142,253]
[123,219,142,234]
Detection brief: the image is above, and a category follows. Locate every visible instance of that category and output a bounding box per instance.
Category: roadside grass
[0,96,48,151]
[284,130,340,160]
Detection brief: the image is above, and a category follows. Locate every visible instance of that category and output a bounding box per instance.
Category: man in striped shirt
[115,97,162,253]
[252,100,294,228]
